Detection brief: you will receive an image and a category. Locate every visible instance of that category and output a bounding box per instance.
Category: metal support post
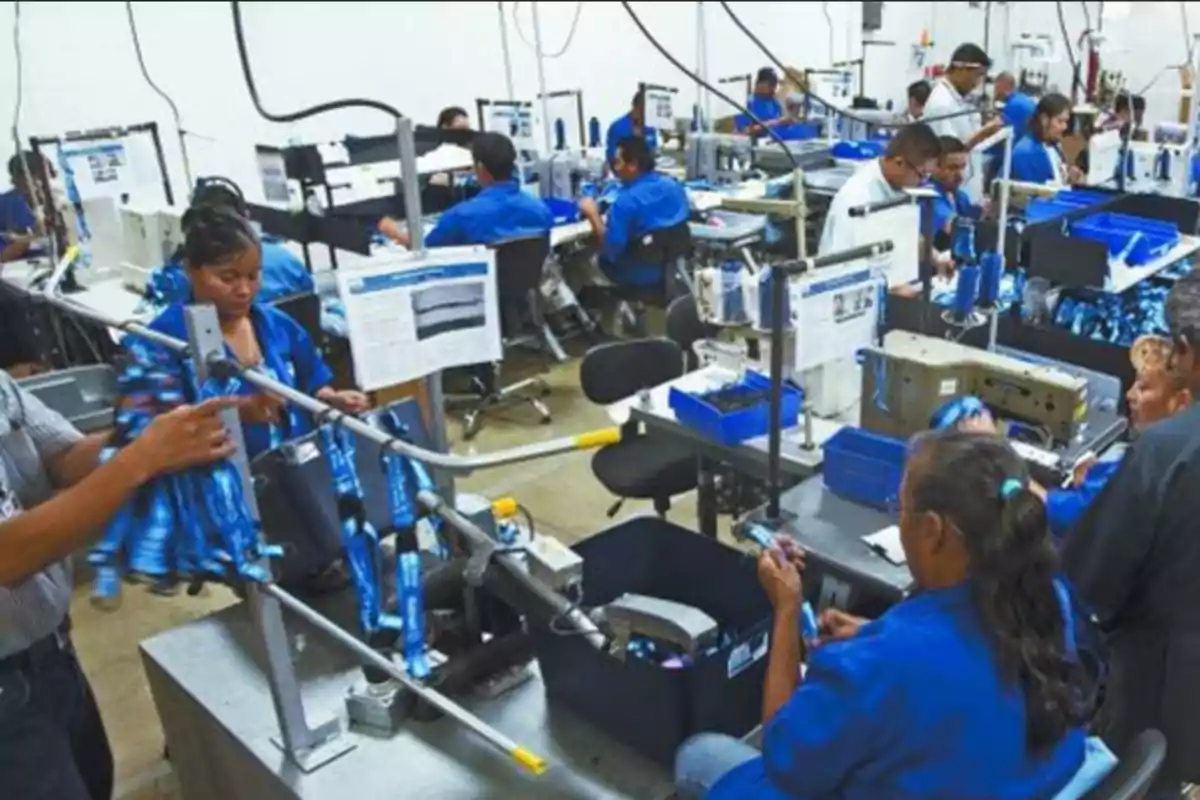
[531,1,554,153]
[183,305,353,772]
[695,2,709,131]
[990,127,1014,352]
[1178,34,1200,199]
[497,1,517,102]
[792,167,807,257]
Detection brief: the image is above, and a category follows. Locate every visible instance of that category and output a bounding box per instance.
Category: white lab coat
[923,78,984,199]
[818,159,905,255]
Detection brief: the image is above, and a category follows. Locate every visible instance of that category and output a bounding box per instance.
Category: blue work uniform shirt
[605,113,659,166]
[988,92,1038,163]
[257,240,316,303]
[708,581,1086,800]
[923,178,983,236]
[143,302,333,459]
[600,171,690,287]
[0,190,36,248]
[736,97,784,132]
[1011,136,1066,184]
[424,180,554,248]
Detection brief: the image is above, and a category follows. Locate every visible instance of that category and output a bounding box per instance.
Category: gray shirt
[0,370,84,659]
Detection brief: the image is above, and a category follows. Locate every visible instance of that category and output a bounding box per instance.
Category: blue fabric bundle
[89,355,280,607]
[1051,278,1176,347]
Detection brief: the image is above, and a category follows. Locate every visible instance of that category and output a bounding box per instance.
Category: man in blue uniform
[380,131,553,248]
[578,136,689,287]
[985,72,1037,186]
[605,91,658,168]
[926,136,984,239]
[0,153,43,264]
[736,67,788,134]
[1062,270,1200,798]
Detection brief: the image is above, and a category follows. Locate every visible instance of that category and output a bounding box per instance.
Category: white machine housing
[120,203,185,290]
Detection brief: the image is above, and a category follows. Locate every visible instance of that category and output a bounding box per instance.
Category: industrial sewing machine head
[859,331,1088,447]
[685,133,753,184]
[536,151,604,201]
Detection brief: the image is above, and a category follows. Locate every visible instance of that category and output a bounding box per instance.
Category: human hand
[774,537,806,572]
[934,251,956,279]
[757,548,802,612]
[239,393,286,425]
[1067,165,1085,185]
[982,117,1005,136]
[577,198,600,218]
[322,388,370,415]
[818,608,867,643]
[130,398,239,479]
[1070,453,1098,487]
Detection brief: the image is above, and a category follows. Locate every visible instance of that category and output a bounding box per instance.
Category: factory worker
[926,136,984,239]
[923,44,1004,197]
[0,152,44,263]
[736,67,788,134]
[147,205,367,459]
[1010,94,1083,186]
[578,135,689,288]
[0,373,237,799]
[379,131,553,248]
[985,72,1038,185]
[605,90,659,168]
[675,429,1113,800]
[436,106,471,131]
[188,177,315,304]
[818,122,942,257]
[1062,269,1200,797]
[905,80,931,122]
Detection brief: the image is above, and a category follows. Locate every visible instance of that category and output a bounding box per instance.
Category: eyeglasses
[899,157,934,182]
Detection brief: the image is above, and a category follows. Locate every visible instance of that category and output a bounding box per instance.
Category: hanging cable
[1056,2,1082,101]
[1182,1,1195,63]
[716,1,978,129]
[125,1,194,191]
[10,0,24,156]
[619,1,797,167]
[1079,1,1092,35]
[229,1,402,122]
[821,2,834,65]
[512,1,583,59]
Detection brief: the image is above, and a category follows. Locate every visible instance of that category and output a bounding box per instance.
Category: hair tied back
[999,478,1023,500]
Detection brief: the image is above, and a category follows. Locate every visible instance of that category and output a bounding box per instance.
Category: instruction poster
[641,84,677,131]
[336,247,502,391]
[845,201,920,287]
[58,141,137,200]
[486,103,536,151]
[790,263,883,373]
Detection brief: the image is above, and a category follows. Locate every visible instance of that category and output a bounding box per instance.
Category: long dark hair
[907,429,1091,756]
[1031,93,1070,142]
[180,205,259,269]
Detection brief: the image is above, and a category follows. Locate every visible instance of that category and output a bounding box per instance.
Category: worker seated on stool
[187,177,315,304]
[378,131,553,249]
[955,335,1192,542]
[922,135,985,276]
[1010,94,1084,186]
[578,135,689,289]
[145,206,367,461]
[675,430,1116,800]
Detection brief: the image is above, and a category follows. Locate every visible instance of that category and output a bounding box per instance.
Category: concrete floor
[76,349,707,800]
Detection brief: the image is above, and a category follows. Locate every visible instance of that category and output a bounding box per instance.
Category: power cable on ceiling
[512,2,583,59]
[125,1,194,190]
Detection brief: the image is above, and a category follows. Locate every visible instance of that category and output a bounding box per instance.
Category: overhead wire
[10,0,24,157]
[512,1,583,59]
[1131,2,1196,96]
[125,1,194,190]
[618,1,798,168]
[1055,2,1083,100]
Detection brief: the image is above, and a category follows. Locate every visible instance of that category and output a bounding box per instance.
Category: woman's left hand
[321,388,371,415]
[757,549,802,612]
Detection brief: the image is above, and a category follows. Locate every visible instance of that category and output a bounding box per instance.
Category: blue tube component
[587,117,601,148]
[978,251,1002,307]
[554,118,566,151]
[801,601,819,642]
[952,220,977,266]
[953,265,981,322]
[741,523,776,550]
[342,517,386,634]
[398,551,430,679]
[1156,148,1172,182]
[129,482,176,578]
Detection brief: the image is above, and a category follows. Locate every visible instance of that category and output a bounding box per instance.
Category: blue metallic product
[398,551,430,679]
[953,265,980,322]
[952,220,977,266]
[741,523,775,550]
[801,601,819,642]
[978,251,1003,307]
[378,409,445,557]
[930,394,989,431]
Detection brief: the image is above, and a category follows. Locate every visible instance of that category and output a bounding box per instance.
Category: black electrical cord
[619,1,798,168]
[229,1,402,122]
[717,1,980,129]
[1056,2,1083,101]
[10,0,23,155]
[1079,1,1092,35]
[126,1,193,190]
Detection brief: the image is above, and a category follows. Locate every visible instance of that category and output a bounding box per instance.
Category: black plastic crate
[531,517,771,767]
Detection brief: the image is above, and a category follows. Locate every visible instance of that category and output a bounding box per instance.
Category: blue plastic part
[801,602,819,642]
[978,251,1003,307]
[954,265,980,321]
[668,371,803,446]
[542,196,581,225]
[831,140,886,160]
[1070,212,1180,265]
[822,427,907,510]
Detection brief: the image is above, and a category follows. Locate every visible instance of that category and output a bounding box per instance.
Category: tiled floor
[76,349,706,799]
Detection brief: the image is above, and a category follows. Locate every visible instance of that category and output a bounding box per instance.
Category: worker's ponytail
[907,430,1092,756]
[1031,93,1071,142]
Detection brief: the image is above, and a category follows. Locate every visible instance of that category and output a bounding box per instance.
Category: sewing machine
[119,202,185,290]
[536,151,606,201]
[685,133,754,184]
[749,139,836,176]
[859,331,1088,447]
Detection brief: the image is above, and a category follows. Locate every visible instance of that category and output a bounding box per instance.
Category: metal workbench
[141,590,674,800]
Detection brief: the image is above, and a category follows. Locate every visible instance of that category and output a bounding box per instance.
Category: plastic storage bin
[17,365,118,433]
[1070,212,1180,265]
[531,518,772,767]
[822,427,907,510]
[668,370,802,446]
[831,140,887,160]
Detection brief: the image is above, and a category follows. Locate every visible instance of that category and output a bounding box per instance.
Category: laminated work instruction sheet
[336,246,502,391]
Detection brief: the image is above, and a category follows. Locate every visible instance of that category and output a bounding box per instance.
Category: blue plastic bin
[831,140,887,160]
[542,196,581,225]
[668,371,802,446]
[1070,212,1180,265]
[822,427,907,510]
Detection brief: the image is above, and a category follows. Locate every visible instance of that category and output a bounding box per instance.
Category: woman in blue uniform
[1010,93,1080,186]
[675,430,1114,799]
[144,205,366,459]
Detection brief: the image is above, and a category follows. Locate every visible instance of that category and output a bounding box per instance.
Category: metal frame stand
[183,305,354,772]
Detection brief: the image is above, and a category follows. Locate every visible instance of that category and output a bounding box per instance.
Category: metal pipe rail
[41,288,618,475]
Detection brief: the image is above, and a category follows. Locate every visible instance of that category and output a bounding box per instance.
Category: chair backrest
[1081,730,1168,800]
[579,338,683,405]
[665,294,717,371]
[491,234,550,302]
[270,291,323,346]
[625,221,692,268]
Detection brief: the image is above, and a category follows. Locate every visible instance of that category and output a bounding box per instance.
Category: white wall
[2,1,1199,205]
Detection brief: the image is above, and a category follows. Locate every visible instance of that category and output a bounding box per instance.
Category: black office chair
[459,235,554,440]
[609,221,694,336]
[579,338,699,517]
[1081,730,1168,800]
[665,294,717,372]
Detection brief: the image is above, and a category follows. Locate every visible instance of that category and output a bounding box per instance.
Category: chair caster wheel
[540,386,552,397]
[540,416,551,425]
